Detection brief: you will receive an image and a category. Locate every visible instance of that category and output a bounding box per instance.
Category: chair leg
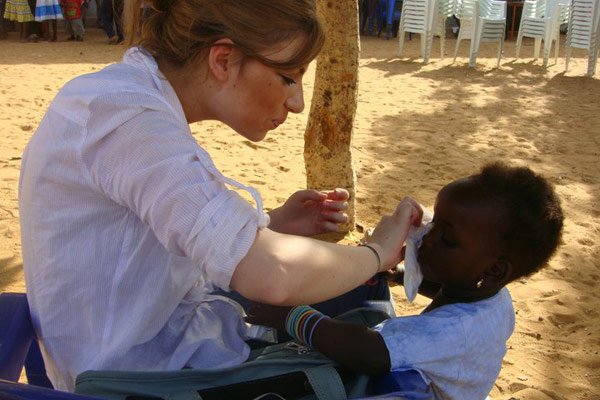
[440,26,445,59]
[516,31,524,58]
[497,38,504,67]
[454,30,463,63]
[424,32,434,63]
[534,37,541,60]
[469,32,479,67]
[399,29,406,57]
[589,47,598,77]
[565,46,571,72]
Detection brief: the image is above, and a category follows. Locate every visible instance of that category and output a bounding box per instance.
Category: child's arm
[311,317,391,375]
[246,304,391,375]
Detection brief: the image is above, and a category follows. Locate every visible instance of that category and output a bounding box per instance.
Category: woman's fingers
[395,197,423,226]
[324,188,349,201]
[322,200,348,212]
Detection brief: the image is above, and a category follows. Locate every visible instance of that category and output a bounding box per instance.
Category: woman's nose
[285,85,304,114]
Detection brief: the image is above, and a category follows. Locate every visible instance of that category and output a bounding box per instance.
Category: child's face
[417,178,507,291]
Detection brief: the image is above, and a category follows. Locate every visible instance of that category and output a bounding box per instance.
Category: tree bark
[304,0,360,231]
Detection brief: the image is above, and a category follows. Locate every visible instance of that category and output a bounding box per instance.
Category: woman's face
[223,37,309,142]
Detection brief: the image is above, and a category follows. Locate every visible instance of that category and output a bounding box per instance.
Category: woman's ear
[207,38,237,83]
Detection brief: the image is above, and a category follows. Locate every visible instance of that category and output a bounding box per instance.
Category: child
[60,0,83,40]
[34,0,63,42]
[246,163,564,400]
[3,0,34,42]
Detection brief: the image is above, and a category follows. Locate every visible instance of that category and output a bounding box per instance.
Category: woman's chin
[238,129,268,142]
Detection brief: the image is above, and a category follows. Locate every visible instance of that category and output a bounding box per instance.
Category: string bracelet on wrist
[285,305,327,348]
[359,243,382,274]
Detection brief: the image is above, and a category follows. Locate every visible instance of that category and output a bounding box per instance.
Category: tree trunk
[304,0,360,232]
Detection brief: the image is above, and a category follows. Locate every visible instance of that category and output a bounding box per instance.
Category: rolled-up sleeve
[81,93,259,290]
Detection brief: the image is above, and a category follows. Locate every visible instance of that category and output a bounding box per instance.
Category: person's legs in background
[65,18,74,40]
[113,0,122,42]
[72,16,83,40]
[0,0,6,39]
[100,0,115,42]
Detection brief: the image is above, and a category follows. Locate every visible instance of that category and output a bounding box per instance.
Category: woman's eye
[280,75,296,86]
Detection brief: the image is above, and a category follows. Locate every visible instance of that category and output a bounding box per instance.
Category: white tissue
[403,208,434,303]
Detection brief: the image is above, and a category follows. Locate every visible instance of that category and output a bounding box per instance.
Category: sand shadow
[0,256,24,292]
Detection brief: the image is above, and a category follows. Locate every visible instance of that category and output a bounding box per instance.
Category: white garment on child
[403,207,433,302]
[373,287,515,400]
[19,47,269,392]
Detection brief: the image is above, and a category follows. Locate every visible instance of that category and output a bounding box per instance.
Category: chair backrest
[455,0,476,19]
[522,0,545,19]
[438,0,455,18]
[567,0,598,49]
[478,0,506,19]
[400,0,438,34]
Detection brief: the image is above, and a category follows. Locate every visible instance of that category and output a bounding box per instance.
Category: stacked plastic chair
[453,0,477,62]
[398,0,440,63]
[516,0,570,67]
[467,0,506,67]
[591,4,600,76]
[565,0,600,76]
[432,0,456,58]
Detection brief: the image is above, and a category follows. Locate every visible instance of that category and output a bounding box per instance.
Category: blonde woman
[19,0,422,392]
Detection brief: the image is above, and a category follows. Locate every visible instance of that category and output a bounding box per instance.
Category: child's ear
[485,259,513,286]
[207,38,238,83]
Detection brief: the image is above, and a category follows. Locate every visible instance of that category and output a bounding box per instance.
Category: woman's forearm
[230,228,382,305]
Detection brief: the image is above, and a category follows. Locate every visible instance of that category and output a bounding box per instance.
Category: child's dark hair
[471,162,563,279]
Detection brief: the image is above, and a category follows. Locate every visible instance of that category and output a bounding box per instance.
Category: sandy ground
[1,28,599,399]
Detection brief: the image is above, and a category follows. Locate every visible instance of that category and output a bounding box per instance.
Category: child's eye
[441,236,457,248]
[280,74,296,86]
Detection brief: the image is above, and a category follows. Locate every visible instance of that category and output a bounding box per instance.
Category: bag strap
[303,365,347,400]
[166,390,203,400]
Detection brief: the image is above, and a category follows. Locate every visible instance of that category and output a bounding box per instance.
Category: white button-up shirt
[19,48,270,392]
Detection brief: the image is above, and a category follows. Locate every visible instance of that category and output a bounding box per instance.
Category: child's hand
[384,263,405,286]
[245,303,291,331]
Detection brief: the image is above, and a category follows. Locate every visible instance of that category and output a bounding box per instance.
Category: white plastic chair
[470,0,506,67]
[454,0,506,67]
[432,0,456,58]
[516,0,570,67]
[453,0,477,63]
[586,0,600,76]
[565,0,600,76]
[398,0,439,63]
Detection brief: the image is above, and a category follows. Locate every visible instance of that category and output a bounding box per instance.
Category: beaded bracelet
[285,305,329,348]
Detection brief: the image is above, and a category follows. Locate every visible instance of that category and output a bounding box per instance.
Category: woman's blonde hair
[126,0,325,70]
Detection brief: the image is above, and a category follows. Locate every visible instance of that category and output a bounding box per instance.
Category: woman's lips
[272,118,286,129]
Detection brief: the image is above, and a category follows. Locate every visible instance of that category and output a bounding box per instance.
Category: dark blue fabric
[99,0,123,40]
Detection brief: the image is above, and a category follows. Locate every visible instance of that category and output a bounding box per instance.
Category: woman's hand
[267,189,349,236]
[245,303,291,331]
[367,197,423,272]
